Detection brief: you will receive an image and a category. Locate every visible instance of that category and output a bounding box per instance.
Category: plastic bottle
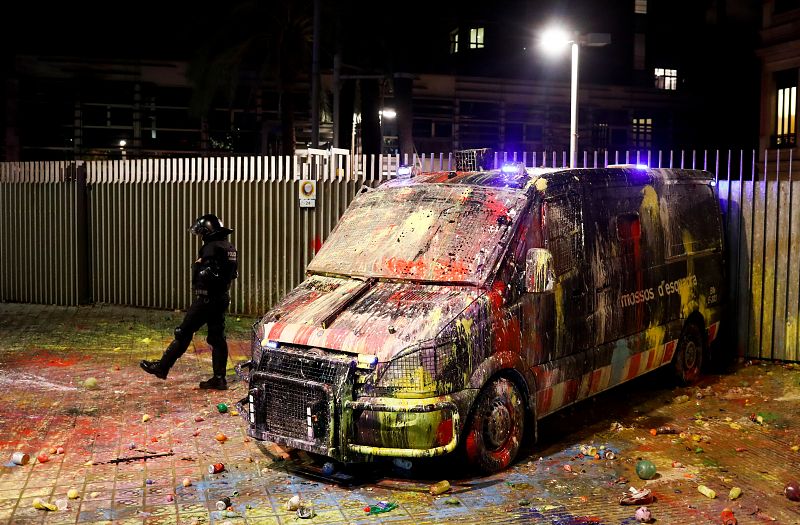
[429,480,451,495]
[698,485,716,499]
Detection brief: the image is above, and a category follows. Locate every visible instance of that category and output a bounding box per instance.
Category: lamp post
[540,28,610,168]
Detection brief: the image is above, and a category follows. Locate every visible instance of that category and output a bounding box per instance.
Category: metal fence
[0,149,797,361]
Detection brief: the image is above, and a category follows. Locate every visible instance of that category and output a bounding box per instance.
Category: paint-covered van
[236,164,725,473]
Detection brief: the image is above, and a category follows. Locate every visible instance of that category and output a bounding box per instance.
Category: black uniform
[140,214,238,388]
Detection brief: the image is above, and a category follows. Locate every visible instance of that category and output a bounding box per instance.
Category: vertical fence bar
[746,151,756,356]
[758,150,769,358]
[786,150,795,360]
[771,151,781,359]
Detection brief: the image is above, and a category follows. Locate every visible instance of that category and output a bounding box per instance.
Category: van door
[527,188,595,416]
[587,182,667,388]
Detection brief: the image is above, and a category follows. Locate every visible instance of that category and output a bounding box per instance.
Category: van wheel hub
[683,340,698,369]
[485,400,511,449]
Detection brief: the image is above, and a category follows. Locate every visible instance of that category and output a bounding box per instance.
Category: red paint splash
[27,350,83,368]
[311,236,323,254]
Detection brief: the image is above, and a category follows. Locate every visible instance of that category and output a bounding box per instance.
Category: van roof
[396,166,715,192]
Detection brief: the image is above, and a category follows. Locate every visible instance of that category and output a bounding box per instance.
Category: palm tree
[188,0,313,155]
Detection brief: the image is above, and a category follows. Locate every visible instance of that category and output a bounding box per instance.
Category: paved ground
[1,303,800,525]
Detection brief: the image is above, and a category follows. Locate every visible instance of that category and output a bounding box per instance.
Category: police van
[236,163,725,473]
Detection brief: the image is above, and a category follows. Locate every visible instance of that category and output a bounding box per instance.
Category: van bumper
[343,390,476,459]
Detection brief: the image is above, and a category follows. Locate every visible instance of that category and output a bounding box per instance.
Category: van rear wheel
[674,320,705,385]
[464,377,525,474]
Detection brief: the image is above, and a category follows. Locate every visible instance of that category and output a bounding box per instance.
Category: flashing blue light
[635,164,649,170]
[397,166,413,177]
[265,340,280,349]
[501,163,522,174]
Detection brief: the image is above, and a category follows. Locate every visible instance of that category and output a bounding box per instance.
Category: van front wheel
[674,320,705,385]
[464,377,525,474]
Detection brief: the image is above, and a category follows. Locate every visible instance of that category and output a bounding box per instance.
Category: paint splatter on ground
[1,303,800,524]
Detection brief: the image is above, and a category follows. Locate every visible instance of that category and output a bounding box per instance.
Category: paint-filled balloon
[785,480,800,501]
[636,460,657,480]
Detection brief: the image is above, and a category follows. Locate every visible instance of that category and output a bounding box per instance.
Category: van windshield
[308,183,528,286]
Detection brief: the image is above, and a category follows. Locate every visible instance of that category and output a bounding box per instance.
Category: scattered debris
[215,497,232,511]
[729,487,742,500]
[83,377,98,389]
[674,394,690,404]
[322,462,336,476]
[364,501,397,515]
[103,452,174,465]
[297,503,314,519]
[11,452,29,465]
[784,480,800,501]
[721,508,738,525]
[286,495,301,511]
[67,489,79,499]
[215,432,228,443]
[635,505,653,523]
[650,426,678,436]
[217,403,228,413]
[636,460,657,480]
[698,485,717,499]
[37,453,49,463]
[32,498,57,511]
[182,477,192,487]
[620,487,653,505]
[429,480,451,495]
[444,497,460,505]
[166,494,174,502]
[209,463,225,474]
[194,415,204,422]
[141,414,151,423]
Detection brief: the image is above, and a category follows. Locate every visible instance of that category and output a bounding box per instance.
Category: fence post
[71,162,92,304]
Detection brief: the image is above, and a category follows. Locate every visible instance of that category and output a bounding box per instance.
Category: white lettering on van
[657,275,697,297]
[619,274,697,307]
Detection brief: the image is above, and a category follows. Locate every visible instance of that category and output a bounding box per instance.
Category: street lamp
[539,27,610,168]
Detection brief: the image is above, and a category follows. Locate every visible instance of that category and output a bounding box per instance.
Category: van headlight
[371,340,464,397]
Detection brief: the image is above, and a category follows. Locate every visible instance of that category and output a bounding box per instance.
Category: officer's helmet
[189,214,232,237]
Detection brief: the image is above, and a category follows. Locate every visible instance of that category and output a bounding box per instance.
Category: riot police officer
[140,213,239,390]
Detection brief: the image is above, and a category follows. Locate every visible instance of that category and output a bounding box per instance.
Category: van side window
[544,194,584,275]
[617,213,641,241]
[664,183,721,257]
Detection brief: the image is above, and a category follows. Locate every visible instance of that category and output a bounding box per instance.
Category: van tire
[463,377,525,474]
[674,320,705,385]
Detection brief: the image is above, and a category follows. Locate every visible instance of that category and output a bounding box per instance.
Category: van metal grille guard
[247,346,354,454]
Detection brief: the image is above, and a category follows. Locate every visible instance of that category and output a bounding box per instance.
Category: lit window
[470,27,485,49]
[776,85,797,146]
[654,68,678,90]
[450,29,459,54]
[632,117,652,149]
[635,0,647,14]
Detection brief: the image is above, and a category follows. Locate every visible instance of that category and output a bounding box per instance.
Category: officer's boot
[200,336,228,390]
[140,338,184,380]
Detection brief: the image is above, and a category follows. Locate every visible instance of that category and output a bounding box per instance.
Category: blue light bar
[635,164,649,170]
[265,340,280,349]
[501,163,524,174]
[397,166,413,177]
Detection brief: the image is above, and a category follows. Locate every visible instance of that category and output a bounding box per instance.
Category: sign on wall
[299,180,317,208]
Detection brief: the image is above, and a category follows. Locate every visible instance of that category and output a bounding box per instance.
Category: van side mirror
[525,248,555,293]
